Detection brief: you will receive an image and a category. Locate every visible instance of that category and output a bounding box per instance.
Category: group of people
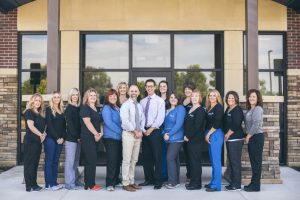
[23,79,264,193]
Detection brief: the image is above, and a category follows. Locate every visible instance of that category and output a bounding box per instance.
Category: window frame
[17,32,47,164]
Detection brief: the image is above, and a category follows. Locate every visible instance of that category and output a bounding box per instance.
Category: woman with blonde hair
[64,88,82,190]
[23,93,46,192]
[204,89,224,192]
[80,88,103,191]
[117,81,129,105]
[45,91,66,190]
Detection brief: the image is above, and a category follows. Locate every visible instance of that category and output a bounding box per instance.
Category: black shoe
[225,185,241,191]
[154,184,162,190]
[138,181,154,186]
[186,185,201,190]
[32,185,43,191]
[206,187,219,192]
[244,186,260,192]
[204,184,211,189]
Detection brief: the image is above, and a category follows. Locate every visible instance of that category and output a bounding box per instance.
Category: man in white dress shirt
[120,85,145,192]
[138,79,165,190]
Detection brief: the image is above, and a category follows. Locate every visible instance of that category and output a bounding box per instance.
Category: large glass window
[82,32,223,165]
[132,34,170,68]
[19,33,47,163]
[174,34,215,69]
[85,34,129,69]
[244,34,285,96]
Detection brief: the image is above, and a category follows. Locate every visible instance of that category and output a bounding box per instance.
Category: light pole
[268,50,273,94]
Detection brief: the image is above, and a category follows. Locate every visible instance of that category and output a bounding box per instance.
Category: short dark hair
[145,79,156,87]
[246,89,263,110]
[225,90,240,106]
[166,92,182,109]
[104,89,119,107]
[183,82,196,91]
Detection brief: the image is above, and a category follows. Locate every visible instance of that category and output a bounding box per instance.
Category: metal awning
[273,0,300,13]
[0,0,34,14]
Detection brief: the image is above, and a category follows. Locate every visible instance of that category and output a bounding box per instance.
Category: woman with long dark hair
[244,89,264,192]
[163,92,186,189]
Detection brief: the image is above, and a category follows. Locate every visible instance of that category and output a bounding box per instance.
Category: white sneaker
[51,185,63,191]
[106,186,115,191]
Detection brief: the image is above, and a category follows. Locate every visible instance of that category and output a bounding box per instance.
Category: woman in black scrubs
[23,93,46,192]
[80,88,103,191]
[44,91,66,190]
[184,90,206,190]
[223,91,244,191]
[182,82,196,184]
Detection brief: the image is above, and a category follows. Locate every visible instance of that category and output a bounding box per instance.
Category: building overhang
[0,0,34,14]
[273,0,300,13]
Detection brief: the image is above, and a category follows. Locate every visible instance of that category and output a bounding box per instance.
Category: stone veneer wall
[225,102,281,184]
[287,8,300,167]
[0,10,18,168]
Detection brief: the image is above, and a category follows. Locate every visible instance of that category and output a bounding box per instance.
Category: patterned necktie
[144,96,151,127]
[134,101,141,131]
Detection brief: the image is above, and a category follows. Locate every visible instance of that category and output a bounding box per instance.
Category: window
[19,33,47,163]
[132,34,170,68]
[244,34,285,95]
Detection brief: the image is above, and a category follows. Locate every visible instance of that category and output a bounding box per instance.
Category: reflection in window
[21,72,47,95]
[243,34,284,96]
[259,35,283,70]
[259,72,283,96]
[83,71,129,95]
[174,70,216,98]
[22,35,47,70]
[133,34,170,68]
[85,35,129,69]
[174,34,215,69]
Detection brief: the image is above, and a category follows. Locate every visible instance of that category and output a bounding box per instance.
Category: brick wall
[0,10,18,168]
[287,8,300,167]
[0,10,17,68]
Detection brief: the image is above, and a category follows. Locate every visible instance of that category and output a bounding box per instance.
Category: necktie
[134,101,141,131]
[144,96,151,127]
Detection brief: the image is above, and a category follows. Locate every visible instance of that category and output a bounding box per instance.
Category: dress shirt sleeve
[151,98,166,129]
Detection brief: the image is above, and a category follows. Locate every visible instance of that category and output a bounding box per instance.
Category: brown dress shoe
[123,185,136,192]
[130,184,142,190]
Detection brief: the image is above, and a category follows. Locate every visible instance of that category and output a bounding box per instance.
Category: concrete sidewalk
[0,166,299,200]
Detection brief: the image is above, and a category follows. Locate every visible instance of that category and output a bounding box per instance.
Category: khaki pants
[122,131,141,186]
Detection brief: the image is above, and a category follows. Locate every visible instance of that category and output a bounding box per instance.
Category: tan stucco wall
[18,0,287,31]
[60,31,80,94]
